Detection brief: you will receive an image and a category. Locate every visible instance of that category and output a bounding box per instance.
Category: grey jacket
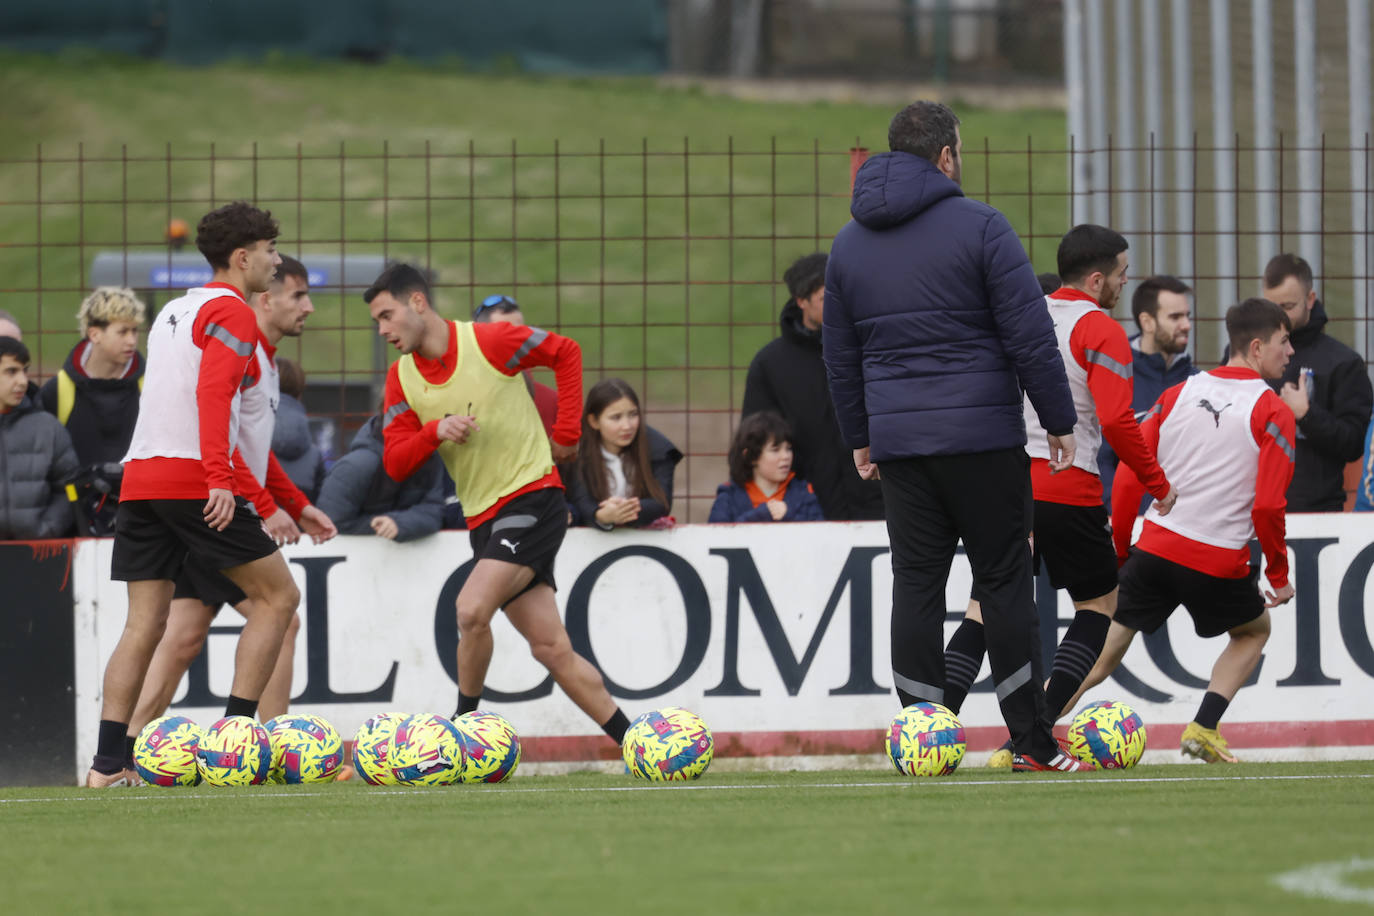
[315,415,443,542]
[271,393,325,503]
[0,394,79,539]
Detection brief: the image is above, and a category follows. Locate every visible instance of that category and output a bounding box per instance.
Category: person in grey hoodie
[270,357,325,502]
[315,412,443,541]
[0,337,79,539]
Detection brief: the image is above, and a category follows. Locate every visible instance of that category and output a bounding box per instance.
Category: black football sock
[124,734,136,768]
[1194,691,1230,730]
[1043,609,1111,719]
[224,695,258,719]
[601,709,630,744]
[455,692,481,719]
[941,618,986,715]
[93,720,128,774]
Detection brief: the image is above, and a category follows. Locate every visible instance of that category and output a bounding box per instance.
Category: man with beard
[942,225,1178,768]
[1097,275,1198,508]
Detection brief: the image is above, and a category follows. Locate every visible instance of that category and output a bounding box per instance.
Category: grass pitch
[3,762,1371,914]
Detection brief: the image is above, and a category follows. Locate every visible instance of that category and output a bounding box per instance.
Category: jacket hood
[778,300,821,349]
[62,340,145,385]
[646,425,683,467]
[349,415,384,457]
[1,392,39,423]
[849,151,964,231]
[1292,299,1329,345]
[271,394,313,461]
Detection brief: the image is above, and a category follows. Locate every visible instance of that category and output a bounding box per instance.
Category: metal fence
[2,137,1370,521]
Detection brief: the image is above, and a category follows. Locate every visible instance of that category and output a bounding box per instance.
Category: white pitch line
[2,770,1370,806]
[1273,858,1374,905]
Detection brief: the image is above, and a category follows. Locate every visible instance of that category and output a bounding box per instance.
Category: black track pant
[881,448,1057,761]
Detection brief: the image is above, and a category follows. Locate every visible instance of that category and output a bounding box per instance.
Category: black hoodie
[741,300,884,521]
[1270,300,1374,511]
[38,339,144,467]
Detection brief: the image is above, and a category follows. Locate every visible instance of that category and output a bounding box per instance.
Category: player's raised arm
[1251,391,1297,593]
[381,362,443,482]
[472,321,582,457]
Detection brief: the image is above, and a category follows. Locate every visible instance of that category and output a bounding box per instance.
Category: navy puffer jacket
[823,152,1075,459]
[0,394,79,539]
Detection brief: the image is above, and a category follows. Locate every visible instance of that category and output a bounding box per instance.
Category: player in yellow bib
[366,264,632,744]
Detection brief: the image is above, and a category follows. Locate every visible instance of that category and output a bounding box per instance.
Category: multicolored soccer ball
[1066,700,1147,769]
[887,703,966,777]
[265,714,344,784]
[453,711,521,783]
[352,712,407,786]
[133,715,204,787]
[197,716,272,787]
[388,713,466,786]
[622,707,714,782]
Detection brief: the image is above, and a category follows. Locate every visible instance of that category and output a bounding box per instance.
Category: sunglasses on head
[473,294,519,319]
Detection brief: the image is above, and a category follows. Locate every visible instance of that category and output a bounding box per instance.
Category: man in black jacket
[1262,254,1373,511]
[741,252,884,520]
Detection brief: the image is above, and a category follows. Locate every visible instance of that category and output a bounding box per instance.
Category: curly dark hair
[195,202,279,270]
[729,411,792,487]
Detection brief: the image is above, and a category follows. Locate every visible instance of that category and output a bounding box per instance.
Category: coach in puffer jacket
[0,392,79,539]
[315,415,443,542]
[824,151,1074,457]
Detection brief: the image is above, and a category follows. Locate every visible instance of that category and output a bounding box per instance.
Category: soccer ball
[453,711,522,783]
[887,703,966,777]
[265,714,344,784]
[622,707,713,782]
[197,716,272,787]
[353,713,407,786]
[1066,700,1147,769]
[388,713,466,786]
[133,715,204,787]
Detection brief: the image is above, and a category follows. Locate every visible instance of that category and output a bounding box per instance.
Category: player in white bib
[1069,297,1297,763]
[125,255,336,753]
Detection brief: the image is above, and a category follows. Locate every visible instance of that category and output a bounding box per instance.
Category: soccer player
[942,225,1177,771]
[125,255,337,749]
[87,202,301,788]
[1071,297,1297,763]
[366,264,633,744]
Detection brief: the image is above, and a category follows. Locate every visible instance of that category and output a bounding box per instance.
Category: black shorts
[111,497,276,584]
[172,554,247,612]
[469,488,567,598]
[1114,549,1265,638]
[1031,500,1118,602]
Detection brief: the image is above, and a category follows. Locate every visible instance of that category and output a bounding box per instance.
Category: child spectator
[315,411,444,541]
[564,377,682,529]
[270,356,325,502]
[0,337,78,539]
[709,411,824,523]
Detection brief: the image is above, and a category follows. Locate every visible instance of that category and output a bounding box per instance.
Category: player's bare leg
[455,558,536,698]
[100,579,176,725]
[128,598,215,737]
[1181,612,1271,764]
[221,552,300,702]
[504,584,619,727]
[258,612,301,721]
[89,579,174,785]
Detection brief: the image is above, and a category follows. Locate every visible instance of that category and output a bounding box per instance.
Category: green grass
[3,762,1371,914]
[0,53,1069,401]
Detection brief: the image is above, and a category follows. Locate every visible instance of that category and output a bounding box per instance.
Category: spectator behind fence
[270,356,325,502]
[742,252,883,521]
[314,410,444,541]
[0,309,43,403]
[564,377,682,529]
[1097,275,1199,510]
[1036,272,1062,296]
[472,294,558,436]
[1358,416,1374,511]
[709,411,823,522]
[0,336,78,539]
[1260,254,1374,511]
[37,287,146,534]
